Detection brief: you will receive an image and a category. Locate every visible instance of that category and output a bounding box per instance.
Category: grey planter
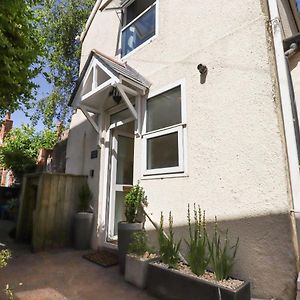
[146,262,251,300]
[118,222,143,274]
[125,254,158,289]
[73,212,93,250]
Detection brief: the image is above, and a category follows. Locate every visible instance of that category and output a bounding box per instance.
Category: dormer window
[121,0,157,57]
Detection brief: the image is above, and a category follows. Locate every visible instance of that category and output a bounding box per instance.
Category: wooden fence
[16,173,87,251]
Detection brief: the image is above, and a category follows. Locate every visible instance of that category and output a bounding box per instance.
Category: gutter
[80,0,103,43]
[267,0,300,213]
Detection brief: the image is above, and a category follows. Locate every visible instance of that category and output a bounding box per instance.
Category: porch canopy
[69,49,151,133]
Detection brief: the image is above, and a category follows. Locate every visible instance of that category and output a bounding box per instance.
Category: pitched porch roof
[68,49,151,106]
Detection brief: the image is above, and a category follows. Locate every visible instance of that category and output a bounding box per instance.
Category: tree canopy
[0,0,41,116]
[31,0,95,128]
[0,125,58,180]
[0,0,94,128]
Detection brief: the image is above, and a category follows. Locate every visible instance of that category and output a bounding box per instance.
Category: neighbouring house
[0,113,14,187]
[66,0,300,298]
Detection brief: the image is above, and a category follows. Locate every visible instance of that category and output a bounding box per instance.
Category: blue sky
[11,73,52,131]
[297,0,300,9]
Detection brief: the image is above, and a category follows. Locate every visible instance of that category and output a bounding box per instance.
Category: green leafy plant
[158,212,181,269]
[31,0,95,128]
[78,182,93,212]
[0,0,41,116]
[128,230,152,256]
[0,125,58,181]
[0,249,11,269]
[186,204,209,276]
[207,218,239,281]
[124,183,147,223]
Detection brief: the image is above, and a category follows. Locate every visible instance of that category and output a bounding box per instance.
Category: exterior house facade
[66,0,300,298]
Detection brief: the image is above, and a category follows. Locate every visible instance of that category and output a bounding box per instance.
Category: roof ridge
[92,49,126,67]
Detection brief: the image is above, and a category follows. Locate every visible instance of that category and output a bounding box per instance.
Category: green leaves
[124,183,147,223]
[78,182,93,212]
[207,218,239,281]
[158,212,181,269]
[0,0,41,115]
[32,0,95,127]
[128,230,152,256]
[186,204,209,276]
[0,249,11,269]
[157,207,239,281]
[0,125,58,179]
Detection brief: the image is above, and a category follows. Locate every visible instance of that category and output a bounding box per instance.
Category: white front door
[107,124,134,240]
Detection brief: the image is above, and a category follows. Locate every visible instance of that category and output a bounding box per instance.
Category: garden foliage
[128,230,152,256]
[124,183,147,223]
[186,204,209,276]
[158,212,181,269]
[207,218,239,280]
[0,125,58,180]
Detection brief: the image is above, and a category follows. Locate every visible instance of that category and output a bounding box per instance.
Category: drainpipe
[267,0,300,269]
[267,0,300,213]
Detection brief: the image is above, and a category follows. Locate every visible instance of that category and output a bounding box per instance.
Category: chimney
[0,113,13,144]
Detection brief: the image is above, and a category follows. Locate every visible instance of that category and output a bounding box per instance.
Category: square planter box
[146,262,251,300]
[125,254,158,289]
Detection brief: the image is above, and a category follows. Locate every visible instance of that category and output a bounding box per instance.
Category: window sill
[140,172,189,180]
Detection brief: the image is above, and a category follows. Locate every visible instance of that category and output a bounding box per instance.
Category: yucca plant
[158,211,181,269]
[185,204,209,276]
[207,218,239,281]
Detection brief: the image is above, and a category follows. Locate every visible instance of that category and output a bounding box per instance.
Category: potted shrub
[73,182,93,250]
[147,207,251,300]
[125,230,158,289]
[118,182,147,274]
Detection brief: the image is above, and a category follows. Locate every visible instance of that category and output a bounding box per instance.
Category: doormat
[83,250,118,267]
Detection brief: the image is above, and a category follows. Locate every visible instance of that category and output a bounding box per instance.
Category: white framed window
[143,80,187,176]
[121,0,157,57]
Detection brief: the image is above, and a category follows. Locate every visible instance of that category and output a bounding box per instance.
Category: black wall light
[197,64,208,84]
[110,87,122,104]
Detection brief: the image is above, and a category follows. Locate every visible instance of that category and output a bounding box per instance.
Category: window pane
[125,0,155,25]
[121,5,155,57]
[147,132,178,169]
[82,70,93,95]
[146,86,181,132]
[116,135,134,184]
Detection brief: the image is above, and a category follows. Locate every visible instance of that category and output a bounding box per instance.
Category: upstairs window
[121,0,157,57]
[143,82,186,176]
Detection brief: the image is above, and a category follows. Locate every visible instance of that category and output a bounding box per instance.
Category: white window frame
[142,79,187,177]
[120,1,159,59]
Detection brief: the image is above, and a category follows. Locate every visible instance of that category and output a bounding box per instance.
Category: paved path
[0,220,156,300]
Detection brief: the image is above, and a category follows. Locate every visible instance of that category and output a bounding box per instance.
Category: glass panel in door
[108,126,134,240]
[116,135,134,184]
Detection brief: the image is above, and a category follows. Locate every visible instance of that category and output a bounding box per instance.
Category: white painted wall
[66,0,300,298]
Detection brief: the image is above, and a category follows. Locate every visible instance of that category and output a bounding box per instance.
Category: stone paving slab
[0,220,156,300]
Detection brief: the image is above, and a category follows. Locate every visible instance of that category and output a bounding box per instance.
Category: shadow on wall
[145,212,298,300]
